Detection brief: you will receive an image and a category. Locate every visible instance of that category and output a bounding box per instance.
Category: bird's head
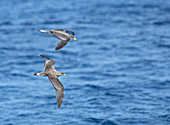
[70,35,78,41]
[58,72,67,77]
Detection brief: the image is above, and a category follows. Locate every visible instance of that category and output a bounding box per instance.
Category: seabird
[34,55,67,108]
[37,29,78,51]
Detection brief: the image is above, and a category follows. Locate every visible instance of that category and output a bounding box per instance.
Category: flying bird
[37,29,78,51]
[34,55,67,108]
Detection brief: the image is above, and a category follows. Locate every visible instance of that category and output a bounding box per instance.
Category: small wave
[44,95,55,99]
[99,46,111,51]
[83,41,96,45]
[153,20,170,26]
[85,117,118,125]
[100,119,118,125]
[84,84,104,90]
[17,112,40,117]
[159,114,170,122]
[59,51,78,56]
[20,22,34,26]
[142,4,159,9]
[79,76,98,81]
[0,21,12,26]
[42,20,65,25]
[85,117,103,123]
[11,73,29,78]
[0,47,17,50]
[157,43,170,49]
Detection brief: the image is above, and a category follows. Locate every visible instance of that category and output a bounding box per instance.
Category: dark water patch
[157,43,170,49]
[17,61,31,65]
[44,95,55,100]
[26,95,43,99]
[105,92,125,99]
[65,85,82,91]
[4,123,14,125]
[86,98,102,106]
[80,63,94,68]
[111,19,126,25]
[0,21,12,26]
[159,114,170,122]
[20,22,34,26]
[122,46,141,51]
[85,117,104,124]
[117,117,151,125]
[129,107,148,114]
[147,80,170,89]
[38,102,56,107]
[17,113,31,117]
[75,25,99,31]
[81,35,100,40]
[58,50,78,56]
[153,20,170,26]
[0,47,17,50]
[100,72,126,78]
[76,19,103,25]
[84,84,104,90]
[42,20,65,25]
[126,10,142,16]
[78,76,98,81]
[95,2,136,9]
[11,73,29,78]
[163,7,170,12]
[99,46,112,51]
[0,85,23,89]
[80,41,96,45]
[142,4,159,9]
[17,54,42,60]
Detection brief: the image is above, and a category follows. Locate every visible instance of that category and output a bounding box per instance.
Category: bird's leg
[34,72,46,76]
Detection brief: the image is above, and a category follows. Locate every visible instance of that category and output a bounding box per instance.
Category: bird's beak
[73,37,78,41]
[63,74,67,76]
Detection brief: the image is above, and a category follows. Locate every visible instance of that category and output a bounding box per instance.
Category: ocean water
[0,0,170,125]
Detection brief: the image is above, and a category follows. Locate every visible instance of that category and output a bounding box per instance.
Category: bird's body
[34,55,67,108]
[37,29,78,51]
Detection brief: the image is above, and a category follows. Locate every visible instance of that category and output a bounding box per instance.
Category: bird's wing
[55,38,70,51]
[48,76,64,108]
[40,55,55,71]
[49,30,70,41]
[54,29,75,36]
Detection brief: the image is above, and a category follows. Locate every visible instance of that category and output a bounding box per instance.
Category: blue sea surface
[1,0,170,124]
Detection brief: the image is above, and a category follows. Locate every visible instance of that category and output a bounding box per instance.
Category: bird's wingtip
[40,55,52,60]
[57,98,63,108]
[40,55,46,59]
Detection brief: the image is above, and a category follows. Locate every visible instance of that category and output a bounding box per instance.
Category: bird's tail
[37,30,49,33]
[33,72,46,76]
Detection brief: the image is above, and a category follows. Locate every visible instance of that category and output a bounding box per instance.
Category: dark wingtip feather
[57,98,63,108]
[40,55,50,59]
[55,47,60,51]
